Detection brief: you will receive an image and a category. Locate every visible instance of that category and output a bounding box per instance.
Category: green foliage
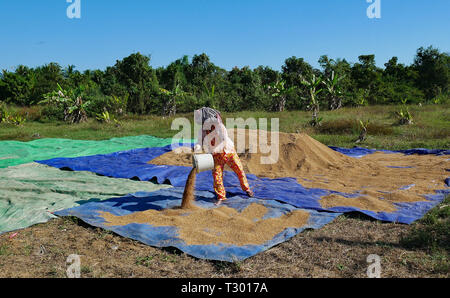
[265,80,295,112]
[96,110,111,123]
[113,52,160,114]
[1,47,448,114]
[159,83,187,116]
[301,73,324,126]
[323,71,345,110]
[83,88,127,117]
[39,83,89,123]
[346,89,369,107]
[0,67,34,105]
[401,197,449,253]
[0,102,26,126]
[431,91,449,105]
[355,119,369,143]
[395,104,414,125]
[0,101,7,120]
[414,46,450,100]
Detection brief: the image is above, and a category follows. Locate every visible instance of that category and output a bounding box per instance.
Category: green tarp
[0,163,172,234]
[0,135,181,168]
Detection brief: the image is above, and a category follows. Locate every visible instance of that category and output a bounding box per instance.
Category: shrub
[39,83,89,124]
[395,107,414,125]
[83,88,128,117]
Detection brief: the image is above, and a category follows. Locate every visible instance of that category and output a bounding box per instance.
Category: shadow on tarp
[38,144,450,224]
[54,187,341,262]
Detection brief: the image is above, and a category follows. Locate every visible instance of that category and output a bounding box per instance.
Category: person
[194,107,254,204]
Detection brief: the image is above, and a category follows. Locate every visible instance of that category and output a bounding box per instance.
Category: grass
[0,244,9,256]
[401,197,449,252]
[136,255,154,267]
[400,197,449,273]
[0,104,448,150]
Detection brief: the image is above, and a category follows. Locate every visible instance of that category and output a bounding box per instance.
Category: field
[0,104,449,278]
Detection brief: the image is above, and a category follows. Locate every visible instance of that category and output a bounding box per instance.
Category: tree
[226,66,266,111]
[187,53,216,93]
[350,55,383,104]
[266,80,294,112]
[323,71,345,110]
[159,83,186,116]
[301,74,324,126]
[282,56,313,87]
[0,67,34,105]
[114,52,159,114]
[31,63,64,103]
[255,65,280,86]
[378,57,424,104]
[39,83,89,123]
[157,56,189,91]
[413,46,450,100]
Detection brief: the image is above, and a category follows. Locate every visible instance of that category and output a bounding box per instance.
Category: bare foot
[246,190,254,197]
[215,199,226,206]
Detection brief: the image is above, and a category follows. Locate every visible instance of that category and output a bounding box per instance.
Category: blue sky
[0,0,449,72]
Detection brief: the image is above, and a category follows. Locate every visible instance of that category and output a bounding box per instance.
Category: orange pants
[212,152,250,201]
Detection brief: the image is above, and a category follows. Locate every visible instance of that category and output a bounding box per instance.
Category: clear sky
[0,0,449,72]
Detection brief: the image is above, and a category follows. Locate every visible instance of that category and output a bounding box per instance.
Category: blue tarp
[54,187,341,262]
[329,146,450,158]
[38,144,450,224]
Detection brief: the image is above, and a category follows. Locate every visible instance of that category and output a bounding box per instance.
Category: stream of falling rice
[181,168,197,209]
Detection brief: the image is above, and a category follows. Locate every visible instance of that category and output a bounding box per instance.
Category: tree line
[0,46,448,120]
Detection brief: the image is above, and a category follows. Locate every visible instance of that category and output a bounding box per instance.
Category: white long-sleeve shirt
[194,119,235,154]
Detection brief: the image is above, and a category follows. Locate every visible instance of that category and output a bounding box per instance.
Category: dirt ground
[0,213,447,278]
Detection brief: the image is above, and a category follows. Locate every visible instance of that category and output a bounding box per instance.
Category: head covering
[194,107,222,125]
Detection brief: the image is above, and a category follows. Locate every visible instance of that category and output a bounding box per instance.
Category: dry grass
[0,214,447,278]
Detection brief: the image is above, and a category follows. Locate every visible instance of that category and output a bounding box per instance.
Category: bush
[0,106,27,126]
[41,103,65,121]
[83,87,127,117]
[39,84,89,123]
[395,107,414,125]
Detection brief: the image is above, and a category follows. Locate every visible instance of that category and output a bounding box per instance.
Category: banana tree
[301,74,324,126]
[65,96,89,124]
[323,71,345,110]
[355,119,369,143]
[160,83,185,116]
[39,83,90,124]
[266,80,294,112]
